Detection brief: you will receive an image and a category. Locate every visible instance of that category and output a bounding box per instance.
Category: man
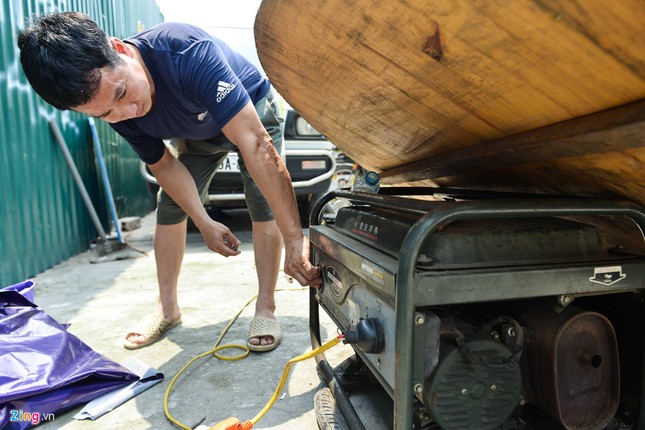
[17,11,321,351]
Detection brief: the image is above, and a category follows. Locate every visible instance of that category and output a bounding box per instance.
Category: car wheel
[145,181,159,196]
[298,193,327,227]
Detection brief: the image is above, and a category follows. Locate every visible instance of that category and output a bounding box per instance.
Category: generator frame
[308,188,645,430]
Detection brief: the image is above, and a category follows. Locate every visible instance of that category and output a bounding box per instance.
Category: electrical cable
[163,287,344,430]
[248,335,343,426]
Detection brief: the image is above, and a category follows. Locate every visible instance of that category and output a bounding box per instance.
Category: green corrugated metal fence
[0,0,163,286]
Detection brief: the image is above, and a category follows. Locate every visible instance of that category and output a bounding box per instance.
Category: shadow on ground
[31,208,352,430]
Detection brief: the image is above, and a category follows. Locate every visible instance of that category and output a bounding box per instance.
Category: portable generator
[309,188,645,430]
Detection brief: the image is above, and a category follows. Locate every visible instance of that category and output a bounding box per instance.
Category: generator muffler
[519,305,620,430]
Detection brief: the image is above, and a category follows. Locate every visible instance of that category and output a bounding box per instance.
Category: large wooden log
[385,101,645,197]
[255,0,645,204]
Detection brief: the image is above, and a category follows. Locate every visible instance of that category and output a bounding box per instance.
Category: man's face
[75,51,153,123]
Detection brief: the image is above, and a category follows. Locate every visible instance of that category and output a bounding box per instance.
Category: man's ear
[109,37,134,57]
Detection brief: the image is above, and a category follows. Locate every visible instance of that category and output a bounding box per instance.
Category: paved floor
[29,209,357,430]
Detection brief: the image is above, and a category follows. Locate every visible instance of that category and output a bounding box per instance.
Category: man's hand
[221,103,321,287]
[196,218,242,257]
[284,235,322,288]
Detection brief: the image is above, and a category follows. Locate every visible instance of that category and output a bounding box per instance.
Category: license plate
[217,153,240,172]
[302,160,328,170]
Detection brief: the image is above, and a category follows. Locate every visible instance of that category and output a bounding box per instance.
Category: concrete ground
[29,209,357,430]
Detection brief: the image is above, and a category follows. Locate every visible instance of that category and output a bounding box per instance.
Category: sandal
[123,313,182,350]
[247,317,282,352]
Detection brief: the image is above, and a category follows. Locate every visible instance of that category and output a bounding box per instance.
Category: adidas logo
[216,81,236,103]
[197,111,208,121]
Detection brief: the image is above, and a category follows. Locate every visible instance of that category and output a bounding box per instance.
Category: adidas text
[216,81,236,103]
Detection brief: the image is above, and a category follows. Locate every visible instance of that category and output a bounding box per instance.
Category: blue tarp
[0,282,138,429]
[0,282,35,304]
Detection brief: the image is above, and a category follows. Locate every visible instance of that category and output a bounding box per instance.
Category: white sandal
[247,317,281,352]
[123,313,182,350]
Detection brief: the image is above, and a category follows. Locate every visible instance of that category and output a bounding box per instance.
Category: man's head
[18,11,153,122]
[18,11,122,110]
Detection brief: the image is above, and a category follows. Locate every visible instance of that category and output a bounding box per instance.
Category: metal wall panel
[0,0,163,286]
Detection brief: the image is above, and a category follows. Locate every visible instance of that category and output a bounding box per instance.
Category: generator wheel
[314,385,350,430]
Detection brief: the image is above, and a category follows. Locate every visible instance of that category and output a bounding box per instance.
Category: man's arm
[222,101,322,287]
[147,147,242,256]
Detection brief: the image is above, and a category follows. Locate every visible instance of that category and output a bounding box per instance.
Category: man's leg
[124,138,227,348]
[124,221,186,346]
[249,220,282,347]
[154,221,186,321]
[244,89,286,349]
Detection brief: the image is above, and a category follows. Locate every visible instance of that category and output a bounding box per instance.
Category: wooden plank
[382,100,645,181]
[255,0,645,203]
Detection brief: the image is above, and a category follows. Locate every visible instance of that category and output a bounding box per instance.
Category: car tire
[145,180,159,196]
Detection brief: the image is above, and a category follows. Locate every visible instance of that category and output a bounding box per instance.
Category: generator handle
[309,188,447,225]
[394,198,645,430]
[308,187,609,225]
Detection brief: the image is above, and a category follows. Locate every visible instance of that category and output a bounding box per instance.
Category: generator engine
[310,192,645,429]
[421,315,523,430]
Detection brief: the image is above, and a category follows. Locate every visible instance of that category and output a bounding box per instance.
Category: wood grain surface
[255,0,645,203]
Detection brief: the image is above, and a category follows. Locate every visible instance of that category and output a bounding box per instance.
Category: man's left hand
[284,235,322,288]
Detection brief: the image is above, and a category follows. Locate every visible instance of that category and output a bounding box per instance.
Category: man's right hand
[149,148,242,257]
[196,218,242,257]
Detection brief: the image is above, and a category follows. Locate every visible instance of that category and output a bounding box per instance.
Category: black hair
[17,11,123,110]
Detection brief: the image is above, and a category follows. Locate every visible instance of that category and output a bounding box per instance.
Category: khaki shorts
[156,91,283,224]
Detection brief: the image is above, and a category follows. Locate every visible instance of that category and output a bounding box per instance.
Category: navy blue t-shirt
[110,23,271,164]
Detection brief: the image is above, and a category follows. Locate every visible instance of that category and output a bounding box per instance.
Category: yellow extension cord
[163,287,343,430]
